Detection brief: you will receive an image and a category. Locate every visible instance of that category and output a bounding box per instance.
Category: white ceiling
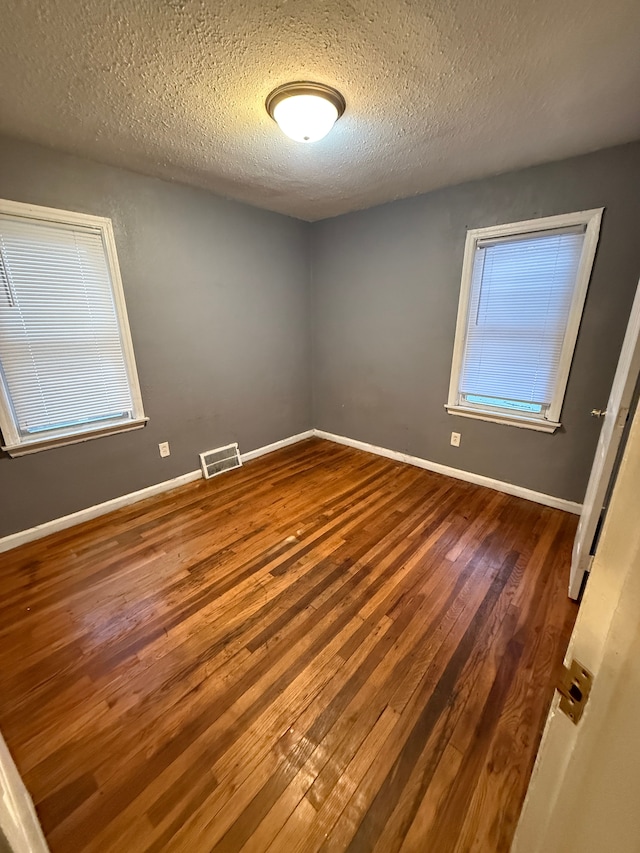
[1,0,639,221]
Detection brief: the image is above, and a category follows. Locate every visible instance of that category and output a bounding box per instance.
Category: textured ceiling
[1,0,639,220]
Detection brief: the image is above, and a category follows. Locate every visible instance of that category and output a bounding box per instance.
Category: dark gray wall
[311,142,640,503]
[0,136,311,537]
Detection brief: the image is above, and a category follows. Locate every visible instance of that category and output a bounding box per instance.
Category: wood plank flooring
[0,437,578,852]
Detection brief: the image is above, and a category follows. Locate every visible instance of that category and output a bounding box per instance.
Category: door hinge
[557,659,593,724]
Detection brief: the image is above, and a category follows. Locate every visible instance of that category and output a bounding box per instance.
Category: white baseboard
[313,429,582,515]
[0,469,203,554]
[0,430,315,554]
[241,429,314,462]
[0,426,580,555]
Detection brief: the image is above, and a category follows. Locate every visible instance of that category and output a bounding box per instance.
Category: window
[0,199,146,456]
[446,209,603,433]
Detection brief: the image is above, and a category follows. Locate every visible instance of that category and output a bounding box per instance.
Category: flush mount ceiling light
[266,82,346,143]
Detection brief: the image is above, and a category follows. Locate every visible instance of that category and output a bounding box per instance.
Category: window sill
[445,405,560,433]
[2,417,149,457]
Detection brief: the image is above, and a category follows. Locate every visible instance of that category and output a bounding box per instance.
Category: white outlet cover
[159,441,170,457]
[451,432,461,447]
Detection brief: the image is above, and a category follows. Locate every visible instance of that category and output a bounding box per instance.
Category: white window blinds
[447,209,602,432]
[0,206,146,453]
[459,227,586,409]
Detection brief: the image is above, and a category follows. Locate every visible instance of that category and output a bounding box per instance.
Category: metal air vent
[199,443,242,480]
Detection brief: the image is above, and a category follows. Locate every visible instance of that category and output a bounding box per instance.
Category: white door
[512,389,640,853]
[0,733,49,853]
[569,277,640,599]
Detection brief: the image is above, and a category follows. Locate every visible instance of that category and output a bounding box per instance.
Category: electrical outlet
[158,441,170,458]
[450,432,461,447]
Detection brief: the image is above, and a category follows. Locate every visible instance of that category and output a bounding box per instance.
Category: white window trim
[0,198,147,457]
[446,208,604,433]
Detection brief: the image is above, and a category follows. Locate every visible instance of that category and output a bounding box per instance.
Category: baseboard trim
[241,430,315,462]
[313,429,582,515]
[0,427,580,554]
[0,469,203,554]
[0,430,315,554]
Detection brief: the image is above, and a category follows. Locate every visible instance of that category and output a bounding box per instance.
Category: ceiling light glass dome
[266,82,346,143]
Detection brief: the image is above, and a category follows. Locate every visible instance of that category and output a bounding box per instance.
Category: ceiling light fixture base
[265,82,346,121]
[266,81,346,142]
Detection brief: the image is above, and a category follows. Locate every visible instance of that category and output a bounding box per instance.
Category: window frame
[0,198,147,457]
[446,208,604,433]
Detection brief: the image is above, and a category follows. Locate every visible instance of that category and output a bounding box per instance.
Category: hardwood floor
[0,437,578,852]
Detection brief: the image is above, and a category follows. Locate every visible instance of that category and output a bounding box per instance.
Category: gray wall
[2,137,639,538]
[311,142,640,503]
[0,136,312,538]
